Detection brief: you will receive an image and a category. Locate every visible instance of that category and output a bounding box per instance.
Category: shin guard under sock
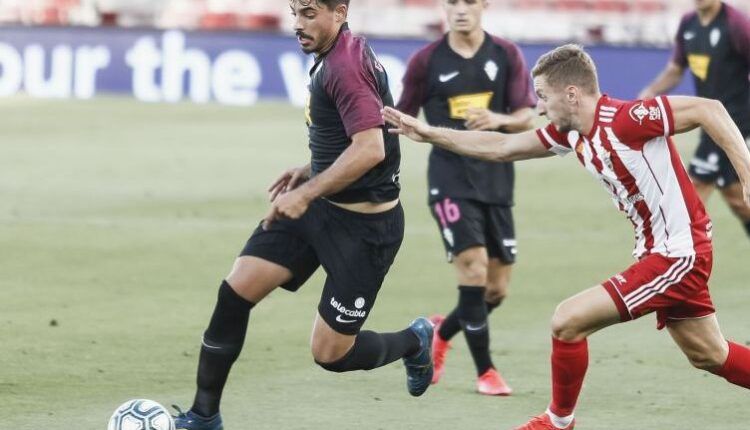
[192,280,255,418]
[549,337,589,417]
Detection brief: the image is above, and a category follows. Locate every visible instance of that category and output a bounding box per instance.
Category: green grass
[1,97,748,430]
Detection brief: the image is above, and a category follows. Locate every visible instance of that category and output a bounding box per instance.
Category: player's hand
[262,187,311,230]
[465,108,508,131]
[268,164,311,202]
[382,107,434,142]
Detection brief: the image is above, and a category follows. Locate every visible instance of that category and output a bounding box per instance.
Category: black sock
[316,329,420,372]
[438,306,462,341]
[744,220,750,237]
[191,281,255,418]
[457,286,494,376]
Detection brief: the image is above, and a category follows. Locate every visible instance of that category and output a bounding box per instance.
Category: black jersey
[306,23,401,204]
[673,2,750,133]
[397,33,535,205]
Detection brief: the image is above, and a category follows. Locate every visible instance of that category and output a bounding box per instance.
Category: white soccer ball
[107,399,175,430]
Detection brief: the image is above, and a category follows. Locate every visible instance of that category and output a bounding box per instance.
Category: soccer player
[396,0,535,395]
[384,44,750,430]
[173,1,434,429]
[640,0,750,236]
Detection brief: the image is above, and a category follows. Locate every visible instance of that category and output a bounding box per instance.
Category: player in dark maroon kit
[397,0,535,396]
[173,2,433,429]
[641,0,750,237]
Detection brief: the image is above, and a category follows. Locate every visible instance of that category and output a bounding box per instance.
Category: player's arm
[296,128,385,198]
[638,61,685,99]
[670,96,750,203]
[465,107,535,133]
[383,106,550,162]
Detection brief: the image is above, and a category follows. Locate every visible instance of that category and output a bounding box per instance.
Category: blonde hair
[531,44,600,94]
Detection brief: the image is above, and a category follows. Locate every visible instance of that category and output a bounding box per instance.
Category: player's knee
[551,302,586,342]
[310,334,353,368]
[484,286,507,306]
[457,258,489,286]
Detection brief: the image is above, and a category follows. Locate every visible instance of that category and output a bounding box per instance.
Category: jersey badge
[687,54,711,81]
[710,28,721,47]
[484,60,499,81]
[629,102,649,125]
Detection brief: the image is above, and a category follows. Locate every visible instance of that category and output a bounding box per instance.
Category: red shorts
[602,252,715,330]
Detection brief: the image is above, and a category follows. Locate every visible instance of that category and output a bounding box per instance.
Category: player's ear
[566,86,578,104]
[334,4,347,22]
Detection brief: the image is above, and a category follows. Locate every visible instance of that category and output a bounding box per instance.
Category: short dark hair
[291,0,350,10]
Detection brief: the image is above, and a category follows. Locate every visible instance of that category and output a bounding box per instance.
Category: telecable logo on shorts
[330,297,367,319]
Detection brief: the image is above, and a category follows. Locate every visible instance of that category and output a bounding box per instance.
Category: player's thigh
[235,218,321,303]
[313,201,405,336]
[551,285,621,341]
[430,198,487,266]
[667,314,728,371]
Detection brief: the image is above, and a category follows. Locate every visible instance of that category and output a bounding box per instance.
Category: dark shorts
[688,133,750,188]
[240,199,404,335]
[429,197,516,264]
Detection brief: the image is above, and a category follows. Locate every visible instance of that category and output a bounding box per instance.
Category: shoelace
[172,405,189,421]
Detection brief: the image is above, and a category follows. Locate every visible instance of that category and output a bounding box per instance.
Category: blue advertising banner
[0,26,693,106]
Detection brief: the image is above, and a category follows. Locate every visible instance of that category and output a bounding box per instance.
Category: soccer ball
[107,399,175,430]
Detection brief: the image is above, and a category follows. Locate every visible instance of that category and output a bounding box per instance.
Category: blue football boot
[403,317,434,397]
[173,406,224,430]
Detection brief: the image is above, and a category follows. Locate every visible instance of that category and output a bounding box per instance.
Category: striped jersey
[536,95,713,259]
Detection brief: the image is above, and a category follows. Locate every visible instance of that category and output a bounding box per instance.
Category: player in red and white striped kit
[383,44,750,429]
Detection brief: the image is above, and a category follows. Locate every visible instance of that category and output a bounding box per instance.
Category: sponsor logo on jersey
[484,60,499,81]
[629,102,650,125]
[710,28,721,47]
[330,297,367,320]
[615,274,627,284]
[439,71,460,82]
[448,91,493,119]
[442,227,455,247]
[687,54,711,81]
[684,31,695,40]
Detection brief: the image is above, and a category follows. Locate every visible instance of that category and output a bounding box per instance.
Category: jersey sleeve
[324,52,385,138]
[727,5,750,64]
[535,123,573,157]
[504,43,536,111]
[396,48,430,117]
[611,96,675,147]
[671,15,690,68]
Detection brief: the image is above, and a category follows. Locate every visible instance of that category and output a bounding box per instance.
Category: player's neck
[578,93,602,136]
[697,2,722,25]
[447,29,485,59]
[315,23,345,58]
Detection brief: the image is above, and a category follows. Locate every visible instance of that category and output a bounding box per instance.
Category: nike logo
[465,323,487,332]
[336,315,357,324]
[201,337,224,350]
[684,31,695,40]
[439,71,460,82]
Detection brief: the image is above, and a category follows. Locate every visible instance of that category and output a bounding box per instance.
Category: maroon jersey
[306,23,400,204]
[397,34,535,205]
[672,2,750,132]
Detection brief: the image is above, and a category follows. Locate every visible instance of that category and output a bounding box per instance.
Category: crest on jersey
[710,28,721,47]
[629,103,649,125]
[484,60,499,81]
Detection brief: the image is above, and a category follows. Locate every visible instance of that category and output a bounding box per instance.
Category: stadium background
[1,1,749,429]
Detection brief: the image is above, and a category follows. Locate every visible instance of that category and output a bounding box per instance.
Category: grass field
[1,97,748,430]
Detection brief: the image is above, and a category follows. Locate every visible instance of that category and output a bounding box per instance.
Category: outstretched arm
[670,96,750,204]
[382,107,551,162]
